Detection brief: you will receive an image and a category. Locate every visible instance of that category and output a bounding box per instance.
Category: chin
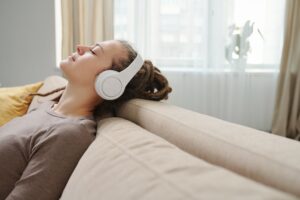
[59,59,68,68]
[59,60,70,78]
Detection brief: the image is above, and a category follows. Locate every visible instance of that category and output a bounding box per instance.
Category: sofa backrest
[27,76,67,113]
[116,98,300,197]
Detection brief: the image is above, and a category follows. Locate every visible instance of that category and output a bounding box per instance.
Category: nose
[76,45,90,55]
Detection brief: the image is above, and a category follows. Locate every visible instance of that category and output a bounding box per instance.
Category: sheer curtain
[60,0,114,60]
[114,0,286,131]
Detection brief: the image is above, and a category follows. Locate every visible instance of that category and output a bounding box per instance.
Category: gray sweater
[0,101,96,200]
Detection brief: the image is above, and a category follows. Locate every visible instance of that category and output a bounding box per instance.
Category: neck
[52,83,102,118]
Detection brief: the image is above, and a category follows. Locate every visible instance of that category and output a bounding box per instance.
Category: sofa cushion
[60,117,296,200]
[116,99,300,197]
[27,76,67,113]
[0,81,43,126]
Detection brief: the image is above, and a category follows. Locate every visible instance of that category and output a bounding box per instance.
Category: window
[114,0,286,70]
[55,0,62,68]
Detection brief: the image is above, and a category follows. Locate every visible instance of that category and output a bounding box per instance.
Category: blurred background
[0,0,299,139]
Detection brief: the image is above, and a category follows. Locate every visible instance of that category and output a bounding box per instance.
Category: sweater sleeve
[5,122,95,200]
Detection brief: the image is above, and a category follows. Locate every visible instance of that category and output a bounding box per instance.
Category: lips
[68,54,76,62]
[68,56,73,62]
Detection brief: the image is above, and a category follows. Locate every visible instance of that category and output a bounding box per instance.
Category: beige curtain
[271,0,300,140]
[61,0,114,59]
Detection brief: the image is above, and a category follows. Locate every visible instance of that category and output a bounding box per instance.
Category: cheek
[95,60,111,75]
[59,56,101,85]
[73,62,99,84]
[73,67,94,84]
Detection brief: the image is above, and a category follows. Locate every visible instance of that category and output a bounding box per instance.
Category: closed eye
[90,49,96,55]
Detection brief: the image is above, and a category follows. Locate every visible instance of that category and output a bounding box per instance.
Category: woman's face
[60,40,126,87]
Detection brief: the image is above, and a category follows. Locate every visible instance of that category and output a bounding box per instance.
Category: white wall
[0,0,61,87]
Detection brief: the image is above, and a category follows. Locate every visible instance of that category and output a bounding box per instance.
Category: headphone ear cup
[95,70,124,100]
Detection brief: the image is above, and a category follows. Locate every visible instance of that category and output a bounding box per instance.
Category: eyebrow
[95,43,104,54]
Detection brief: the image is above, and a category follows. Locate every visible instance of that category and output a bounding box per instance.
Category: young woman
[0,40,172,200]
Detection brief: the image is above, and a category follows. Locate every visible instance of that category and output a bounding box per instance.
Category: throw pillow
[0,82,43,126]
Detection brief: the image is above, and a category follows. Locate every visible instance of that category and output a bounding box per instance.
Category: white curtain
[61,0,114,60]
[164,70,279,132]
[114,0,286,132]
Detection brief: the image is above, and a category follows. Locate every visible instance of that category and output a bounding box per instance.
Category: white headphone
[95,54,144,100]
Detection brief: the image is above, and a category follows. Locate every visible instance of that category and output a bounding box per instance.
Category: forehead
[98,40,127,59]
[98,40,121,51]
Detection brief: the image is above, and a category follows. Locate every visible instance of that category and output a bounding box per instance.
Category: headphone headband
[119,54,144,86]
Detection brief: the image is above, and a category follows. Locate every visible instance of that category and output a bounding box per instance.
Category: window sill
[159,67,280,74]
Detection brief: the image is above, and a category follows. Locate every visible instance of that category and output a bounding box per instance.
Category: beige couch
[28,76,300,200]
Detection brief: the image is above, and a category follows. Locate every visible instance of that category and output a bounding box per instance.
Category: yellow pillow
[0,81,43,126]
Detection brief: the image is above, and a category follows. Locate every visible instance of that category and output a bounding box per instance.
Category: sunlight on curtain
[114,0,285,71]
[59,0,114,62]
[114,0,286,132]
[55,0,62,67]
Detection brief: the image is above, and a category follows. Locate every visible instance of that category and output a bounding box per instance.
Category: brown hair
[31,40,172,117]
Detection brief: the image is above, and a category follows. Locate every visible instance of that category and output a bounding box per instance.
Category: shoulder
[78,118,97,136]
[46,121,96,144]
[49,121,92,135]
[31,121,94,154]
[32,120,96,157]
